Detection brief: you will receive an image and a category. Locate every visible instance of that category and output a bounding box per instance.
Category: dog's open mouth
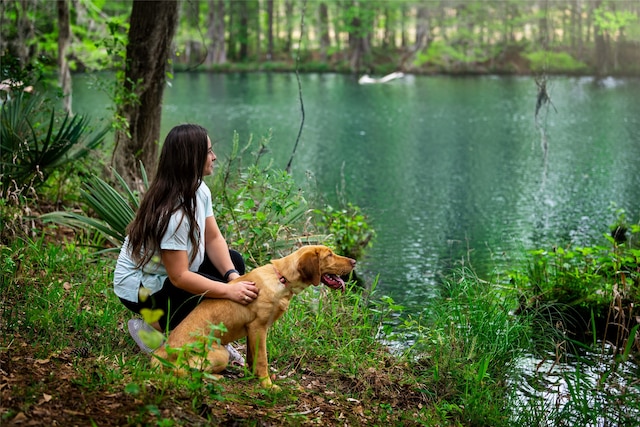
[321,274,345,291]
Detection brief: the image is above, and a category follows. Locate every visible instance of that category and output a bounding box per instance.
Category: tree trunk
[266,0,274,60]
[112,0,179,189]
[593,1,609,75]
[206,0,226,64]
[227,1,237,60]
[348,10,363,73]
[318,2,330,61]
[238,0,249,60]
[254,0,261,61]
[284,1,294,53]
[347,2,374,74]
[382,6,393,49]
[7,0,37,66]
[400,3,408,48]
[183,0,200,66]
[400,5,429,70]
[57,0,72,114]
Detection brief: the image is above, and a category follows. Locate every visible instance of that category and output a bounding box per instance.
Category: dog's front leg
[246,326,274,388]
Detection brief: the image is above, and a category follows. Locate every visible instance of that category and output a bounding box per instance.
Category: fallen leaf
[43,393,52,402]
[12,412,27,423]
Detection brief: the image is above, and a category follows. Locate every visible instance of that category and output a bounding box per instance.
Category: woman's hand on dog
[227,280,259,305]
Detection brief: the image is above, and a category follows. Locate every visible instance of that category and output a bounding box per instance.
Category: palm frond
[41,166,146,248]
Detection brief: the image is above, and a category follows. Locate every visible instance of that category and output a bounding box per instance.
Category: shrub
[509,212,640,350]
[523,50,588,73]
[312,202,375,261]
[0,89,110,201]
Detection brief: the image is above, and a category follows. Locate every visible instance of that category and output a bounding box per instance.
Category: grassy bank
[3,229,640,425]
[0,233,528,426]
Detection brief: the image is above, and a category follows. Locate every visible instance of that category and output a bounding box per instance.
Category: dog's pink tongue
[321,274,345,291]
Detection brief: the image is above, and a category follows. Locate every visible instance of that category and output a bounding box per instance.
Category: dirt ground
[1,337,431,426]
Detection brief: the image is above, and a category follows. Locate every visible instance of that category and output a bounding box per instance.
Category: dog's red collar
[273,265,289,286]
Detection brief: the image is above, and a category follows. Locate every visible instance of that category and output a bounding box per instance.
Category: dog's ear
[297,248,321,285]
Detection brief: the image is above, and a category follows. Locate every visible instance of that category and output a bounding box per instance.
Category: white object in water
[358,72,405,85]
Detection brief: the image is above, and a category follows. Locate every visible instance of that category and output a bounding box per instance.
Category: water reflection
[512,348,639,425]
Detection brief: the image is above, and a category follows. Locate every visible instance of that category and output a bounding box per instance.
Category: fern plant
[1,89,110,199]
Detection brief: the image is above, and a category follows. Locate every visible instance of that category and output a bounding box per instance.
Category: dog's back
[155,262,288,357]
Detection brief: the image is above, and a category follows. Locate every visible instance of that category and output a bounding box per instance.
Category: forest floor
[2,336,429,426]
[1,221,432,426]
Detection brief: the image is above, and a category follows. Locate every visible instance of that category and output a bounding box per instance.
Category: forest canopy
[2,0,639,77]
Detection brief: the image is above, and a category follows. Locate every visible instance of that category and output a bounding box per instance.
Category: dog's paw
[259,376,280,390]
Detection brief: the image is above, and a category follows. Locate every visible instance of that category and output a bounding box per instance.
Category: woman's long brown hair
[127,124,209,268]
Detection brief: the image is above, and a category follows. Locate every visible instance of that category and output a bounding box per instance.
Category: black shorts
[119,250,245,331]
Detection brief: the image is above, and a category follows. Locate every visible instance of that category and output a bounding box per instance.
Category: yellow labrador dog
[154,245,356,388]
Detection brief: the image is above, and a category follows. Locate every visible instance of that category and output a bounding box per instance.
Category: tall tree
[3,0,37,67]
[401,4,429,70]
[284,1,295,53]
[266,0,274,59]
[318,2,331,61]
[238,0,249,60]
[182,0,201,65]
[57,0,71,114]
[112,0,179,188]
[346,1,374,73]
[206,0,226,64]
[593,0,609,75]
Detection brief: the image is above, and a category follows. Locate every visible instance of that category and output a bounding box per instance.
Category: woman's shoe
[127,318,163,353]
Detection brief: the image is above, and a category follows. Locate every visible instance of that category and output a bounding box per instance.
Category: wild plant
[392,267,533,426]
[511,213,639,346]
[41,167,146,251]
[0,89,110,200]
[206,132,315,266]
[507,212,640,426]
[312,202,375,262]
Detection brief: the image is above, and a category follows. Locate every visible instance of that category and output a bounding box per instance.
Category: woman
[114,124,259,354]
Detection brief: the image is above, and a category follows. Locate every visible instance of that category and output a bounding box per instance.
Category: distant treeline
[2,0,639,76]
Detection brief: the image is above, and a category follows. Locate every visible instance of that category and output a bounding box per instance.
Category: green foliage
[511,218,639,314]
[208,131,323,265]
[87,17,139,139]
[415,40,484,69]
[391,268,531,425]
[1,236,120,350]
[523,50,588,73]
[312,202,375,261]
[594,4,638,38]
[41,168,145,251]
[0,89,110,201]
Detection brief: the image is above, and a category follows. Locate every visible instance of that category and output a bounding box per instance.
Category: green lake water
[74,72,640,309]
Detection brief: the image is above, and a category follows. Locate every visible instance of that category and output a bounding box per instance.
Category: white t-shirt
[113,181,214,303]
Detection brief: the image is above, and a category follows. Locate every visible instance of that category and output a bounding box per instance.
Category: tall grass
[505,212,640,426]
[385,267,534,425]
[1,236,124,353]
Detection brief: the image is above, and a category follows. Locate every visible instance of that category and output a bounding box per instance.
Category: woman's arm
[203,216,241,281]
[161,248,258,305]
